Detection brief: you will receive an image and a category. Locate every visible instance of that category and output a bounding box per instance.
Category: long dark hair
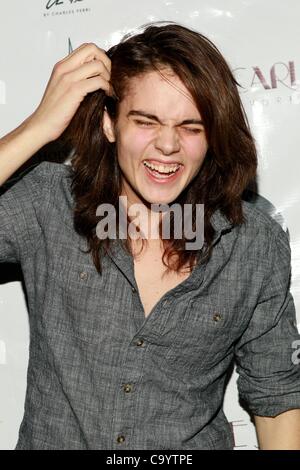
[61,21,257,274]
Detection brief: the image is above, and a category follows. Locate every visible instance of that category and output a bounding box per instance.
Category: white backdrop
[0,0,299,450]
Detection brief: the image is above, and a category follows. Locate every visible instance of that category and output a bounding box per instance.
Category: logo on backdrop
[43,0,91,17]
[233,61,300,106]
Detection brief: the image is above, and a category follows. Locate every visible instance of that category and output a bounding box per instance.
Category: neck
[119,186,163,241]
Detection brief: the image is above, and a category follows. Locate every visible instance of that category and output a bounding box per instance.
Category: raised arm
[0,42,112,185]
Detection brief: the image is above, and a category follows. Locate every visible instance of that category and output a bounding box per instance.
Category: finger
[107,83,118,99]
[81,51,111,70]
[63,60,110,84]
[57,42,88,63]
[57,43,111,75]
[77,75,111,95]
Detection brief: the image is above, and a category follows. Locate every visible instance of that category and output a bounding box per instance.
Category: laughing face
[103,68,208,208]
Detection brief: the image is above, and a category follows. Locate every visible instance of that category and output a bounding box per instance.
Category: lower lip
[143,164,183,183]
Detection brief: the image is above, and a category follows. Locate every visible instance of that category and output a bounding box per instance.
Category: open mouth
[143,160,183,180]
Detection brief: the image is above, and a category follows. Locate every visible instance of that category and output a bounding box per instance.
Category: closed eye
[134,120,202,134]
[134,120,154,126]
[183,128,202,134]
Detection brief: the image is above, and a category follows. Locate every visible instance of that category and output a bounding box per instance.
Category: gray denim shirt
[1,162,300,450]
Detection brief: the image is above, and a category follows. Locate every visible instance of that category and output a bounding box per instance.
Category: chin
[144,194,180,207]
[135,181,183,206]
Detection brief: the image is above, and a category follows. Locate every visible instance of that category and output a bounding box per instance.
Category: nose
[154,126,181,155]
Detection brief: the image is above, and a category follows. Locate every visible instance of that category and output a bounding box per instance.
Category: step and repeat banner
[0,0,299,450]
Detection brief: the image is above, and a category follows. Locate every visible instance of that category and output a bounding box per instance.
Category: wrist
[21,114,53,149]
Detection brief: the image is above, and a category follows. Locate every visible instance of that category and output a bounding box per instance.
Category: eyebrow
[126,110,204,126]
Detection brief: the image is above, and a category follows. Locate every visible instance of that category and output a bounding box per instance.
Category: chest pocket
[161,298,250,377]
[44,254,123,344]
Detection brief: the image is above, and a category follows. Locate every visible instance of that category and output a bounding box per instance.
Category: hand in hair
[0,43,113,184]
[29,42,113,143]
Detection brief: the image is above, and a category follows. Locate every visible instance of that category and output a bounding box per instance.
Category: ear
[102,107,116,143]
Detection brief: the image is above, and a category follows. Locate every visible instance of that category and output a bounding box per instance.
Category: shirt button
[131,287,136,293]
[117,435,125,444]
[136,339,144,347]
[213,313,222,322]
[79,271,88,280]
[123,383,133,393]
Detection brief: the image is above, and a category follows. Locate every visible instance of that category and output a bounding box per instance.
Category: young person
[0,22,300,450]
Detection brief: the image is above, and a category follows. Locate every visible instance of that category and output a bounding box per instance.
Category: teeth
[143,161,180,174]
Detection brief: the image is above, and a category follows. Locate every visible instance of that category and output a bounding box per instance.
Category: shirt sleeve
[0,162,53,264]
[234,222,300,417]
